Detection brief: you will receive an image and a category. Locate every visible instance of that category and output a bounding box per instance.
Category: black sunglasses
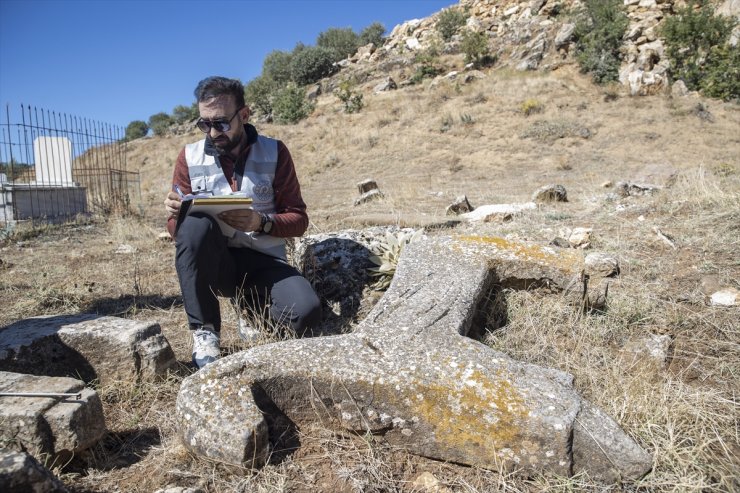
[196,107,243,133]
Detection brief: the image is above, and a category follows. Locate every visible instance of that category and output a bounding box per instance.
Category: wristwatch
[259,213,274,234]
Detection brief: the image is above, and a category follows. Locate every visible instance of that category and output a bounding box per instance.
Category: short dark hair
[194,76,245,108]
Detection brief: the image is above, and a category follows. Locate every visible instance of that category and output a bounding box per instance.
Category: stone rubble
[0,314,177,385]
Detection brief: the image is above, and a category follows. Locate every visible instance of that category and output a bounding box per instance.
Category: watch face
[263,218,273,233]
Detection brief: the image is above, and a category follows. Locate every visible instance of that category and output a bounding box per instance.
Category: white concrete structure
[33,136,73,186]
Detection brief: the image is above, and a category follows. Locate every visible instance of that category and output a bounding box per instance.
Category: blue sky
[0,0,452,128]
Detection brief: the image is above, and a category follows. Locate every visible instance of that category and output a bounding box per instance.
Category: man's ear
[240,106,251,123]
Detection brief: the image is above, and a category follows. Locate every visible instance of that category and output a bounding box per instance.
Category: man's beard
[209,132,243,155]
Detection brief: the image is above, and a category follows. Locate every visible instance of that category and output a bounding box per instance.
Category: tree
[262,50,294,86]
[573,0,629,84]
[172,104,196,124]
[436,7,467,42]
[359,22,385,47]
[290,46,337,86]
[124,120,148,141]
[272,84,314,124]
[148,112,173,137]
[316,27,360,62]
[661,0,736,97]
[461,30,492,67]
[244,75,278,116]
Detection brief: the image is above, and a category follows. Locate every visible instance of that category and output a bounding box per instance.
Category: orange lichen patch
[454,235,583,273]
[412,368,530,462]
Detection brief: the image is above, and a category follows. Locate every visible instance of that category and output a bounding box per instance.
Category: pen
[173,184,186,199]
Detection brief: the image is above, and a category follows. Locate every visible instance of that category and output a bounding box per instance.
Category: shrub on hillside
[574,0,628,84]
[317,27,360,62]
[359,22,386,47]
[460,30,492,67]
[172,104,197,124]
[700,45,740,101]
[436,7,467,42]
[661,1,737,100]
[272,84,314,124]
[244,75,278,116]
[411,48,443,84]
[290,45,337,86]
[336,80,364,114]
[148,112,173,137]
[123,120,148,141]
[262,50,294,86]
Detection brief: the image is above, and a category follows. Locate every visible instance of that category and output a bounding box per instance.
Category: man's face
[198,95,249,155]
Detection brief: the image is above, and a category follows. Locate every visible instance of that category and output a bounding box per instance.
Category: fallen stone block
[356,179,379,195]
[461,202,537,222]
[445,195,474,215]
[177,235,651,481]
[0,315,177,385]
[0,449,69,493]
[354,189,384,206]
[0,371,105,461]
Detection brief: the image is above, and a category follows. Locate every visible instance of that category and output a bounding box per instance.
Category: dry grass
[1,62,739,492]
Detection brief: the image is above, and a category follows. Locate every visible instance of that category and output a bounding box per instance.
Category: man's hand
[164,191,182,219]
[218,209,262,232]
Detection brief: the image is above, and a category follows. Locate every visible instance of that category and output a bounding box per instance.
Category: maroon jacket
[167,124,308,239]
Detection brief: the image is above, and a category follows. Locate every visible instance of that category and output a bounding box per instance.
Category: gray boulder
[0,315,177,385]
[532,184,568,203]
[176,236,651,481]
[0,371,105,460]
[0,449,68,493]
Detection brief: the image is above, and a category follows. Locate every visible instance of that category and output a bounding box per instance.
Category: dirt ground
[1,64,739,492]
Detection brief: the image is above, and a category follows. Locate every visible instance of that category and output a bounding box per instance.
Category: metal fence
[0,104,140,226]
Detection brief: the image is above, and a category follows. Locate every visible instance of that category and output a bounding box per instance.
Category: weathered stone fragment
[0,372,105,460]
[357,179,379,194]
[585,252,620,278]
[354,189,384,206]
[532,184,568,203]
[373,76,397,93]
[177,236,651,481]
[461,202,537,222]
[0,449,68,493]
[0,315,177,385]
[445,195,474,215]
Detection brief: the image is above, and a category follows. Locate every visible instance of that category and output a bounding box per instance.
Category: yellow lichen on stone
[412,368,529,462]
[454,235,583,272]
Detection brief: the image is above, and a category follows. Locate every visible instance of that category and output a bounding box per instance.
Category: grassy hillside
[2,56,739,493]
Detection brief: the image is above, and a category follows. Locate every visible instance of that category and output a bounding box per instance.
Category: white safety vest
[184,135,286,259]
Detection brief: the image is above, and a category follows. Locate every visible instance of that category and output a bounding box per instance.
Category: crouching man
[164,76,321,368]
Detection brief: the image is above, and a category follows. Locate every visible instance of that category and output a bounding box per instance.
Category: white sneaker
[237,318,262,343]
[192,327,220,368]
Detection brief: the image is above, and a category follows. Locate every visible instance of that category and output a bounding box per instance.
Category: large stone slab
[0,315,177,385]
[0,371,105,461]
[176,235,651,481]
[0,449,69,493]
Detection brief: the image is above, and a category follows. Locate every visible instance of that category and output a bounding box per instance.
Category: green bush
[262,50,294,85]
[316,27,359,62]
[272,84,314,124]
[244,75,278,116]
[700,45,740,101]
[290,45,337,86]
[574,0,629,84]
[411,48,443,84]
[124,120,148,141]
[436,7,467,42]
[172,104,197,124]
[460,30,492,67]
[359,22,385,47]
[336,80,364,114]
[147,112,172,137]
[661,1,737,98]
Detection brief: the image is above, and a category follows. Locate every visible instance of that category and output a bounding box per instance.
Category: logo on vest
[252,179,273,202]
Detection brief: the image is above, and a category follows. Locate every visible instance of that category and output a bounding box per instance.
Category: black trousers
[175,213,321,335]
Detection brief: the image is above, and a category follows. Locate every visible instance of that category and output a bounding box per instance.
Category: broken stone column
[0,315,177,385]
[176,236,651,482]
[0,371,105,461]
